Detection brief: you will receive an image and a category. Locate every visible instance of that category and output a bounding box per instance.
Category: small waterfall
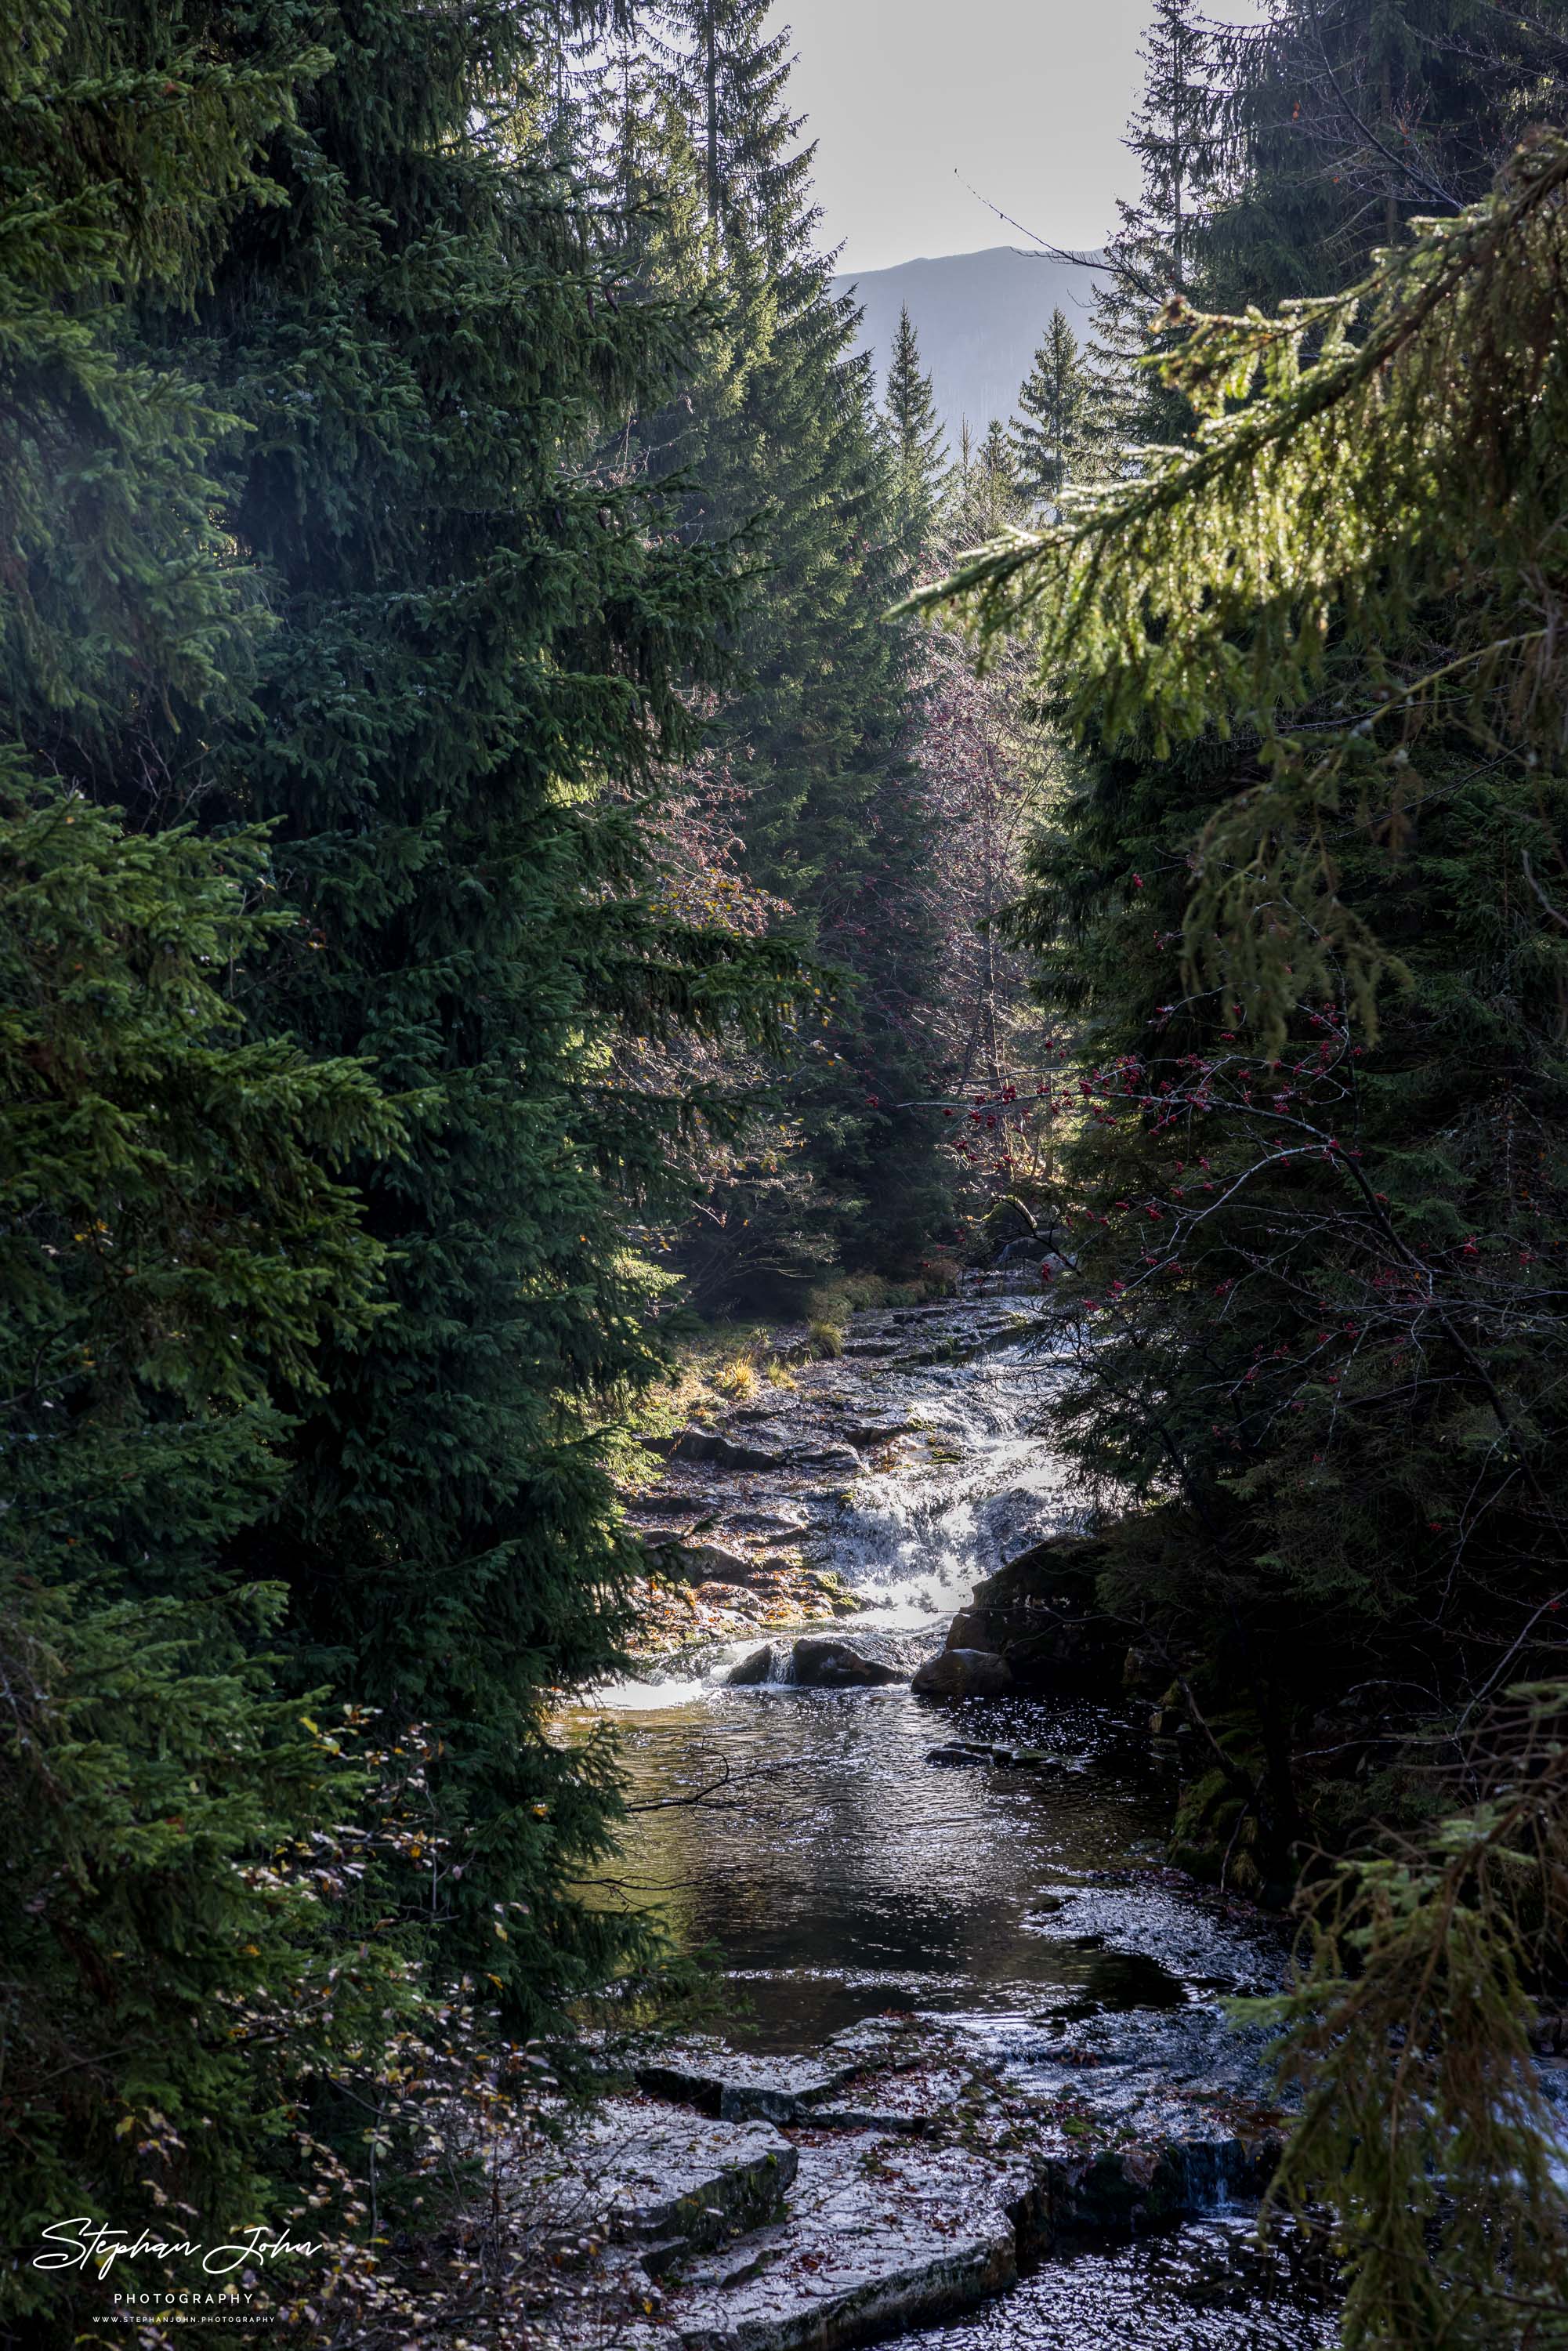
[830,1340,1083,1630]
[588,1311,1084,1704]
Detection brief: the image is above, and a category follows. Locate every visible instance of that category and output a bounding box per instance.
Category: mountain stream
[573,1301,1342,2346]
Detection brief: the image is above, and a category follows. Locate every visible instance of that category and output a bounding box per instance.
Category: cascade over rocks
[621,1295,1048,1657]
[597,1292,1358,2342]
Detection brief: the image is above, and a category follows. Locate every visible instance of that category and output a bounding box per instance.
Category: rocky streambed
[545,1291,1342,2349]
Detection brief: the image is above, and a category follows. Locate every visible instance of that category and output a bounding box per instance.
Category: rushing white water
[827,1340,1081,1629]
[587,1322,1081,1705]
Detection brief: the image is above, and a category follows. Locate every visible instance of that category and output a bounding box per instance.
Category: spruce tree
[929,148,1568,2340]
[104,0,795,2020]
[885,302,947,556]
[657,0,816,259]
[950,417,1030,545]
[1012,306,1092,511]
[1202,0,1568,308]
[1085,0,1221,459]
[0,5,413,2297]
[645,0,954,1291]
[919,74,1568,1900]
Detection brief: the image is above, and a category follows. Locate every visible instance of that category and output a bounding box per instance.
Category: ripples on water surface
[885,2220,1339,2350]
[580,1328,1342,2346]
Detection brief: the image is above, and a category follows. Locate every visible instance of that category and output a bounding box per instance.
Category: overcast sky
[764,0,1262,276]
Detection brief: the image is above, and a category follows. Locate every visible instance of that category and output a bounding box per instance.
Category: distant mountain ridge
[831,245,1103,459]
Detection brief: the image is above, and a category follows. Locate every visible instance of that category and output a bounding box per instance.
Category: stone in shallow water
[726,1643,776,1687]
[911,1646,1013,1698]
[924,1742,993,1767]
[789,1636,906,1688]
[924,1741,1060,1770]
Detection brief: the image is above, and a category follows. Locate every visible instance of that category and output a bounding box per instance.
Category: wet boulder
[950,1530,1126,1691]
[670,1423,789,1469]
[912,1646,1015,1699]
[719,1504,811,1536]
[781,1436,865,1476]
[683,1540,758,1584]
[726,1643,776,1686]
[788,1636,906,1688]
[831,1413,921,1451]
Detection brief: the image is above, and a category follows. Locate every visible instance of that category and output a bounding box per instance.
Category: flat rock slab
[661,2132,1038,2351]
[993,2003,1287,2222]
[639,2045,859,2124]
[562,2101,797,2248]
[811,2065,993,2135]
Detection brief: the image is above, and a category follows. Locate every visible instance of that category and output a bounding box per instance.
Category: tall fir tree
[657,0,816,259]
[1200,0,1568,309]
[1011,306,1092,511]
[925,139,1568,2342]
[950,416,1030,545]
[884,302,947,558]
[0,3,422,2304]
[922,0,1568,1900]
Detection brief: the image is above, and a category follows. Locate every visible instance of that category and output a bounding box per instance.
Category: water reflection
[578,1686,1182,2048]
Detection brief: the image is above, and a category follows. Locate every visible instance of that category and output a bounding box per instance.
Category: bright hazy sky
[765,0,1261,276]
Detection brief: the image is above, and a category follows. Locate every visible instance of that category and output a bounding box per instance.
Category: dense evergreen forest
[3,1,1567,2344]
